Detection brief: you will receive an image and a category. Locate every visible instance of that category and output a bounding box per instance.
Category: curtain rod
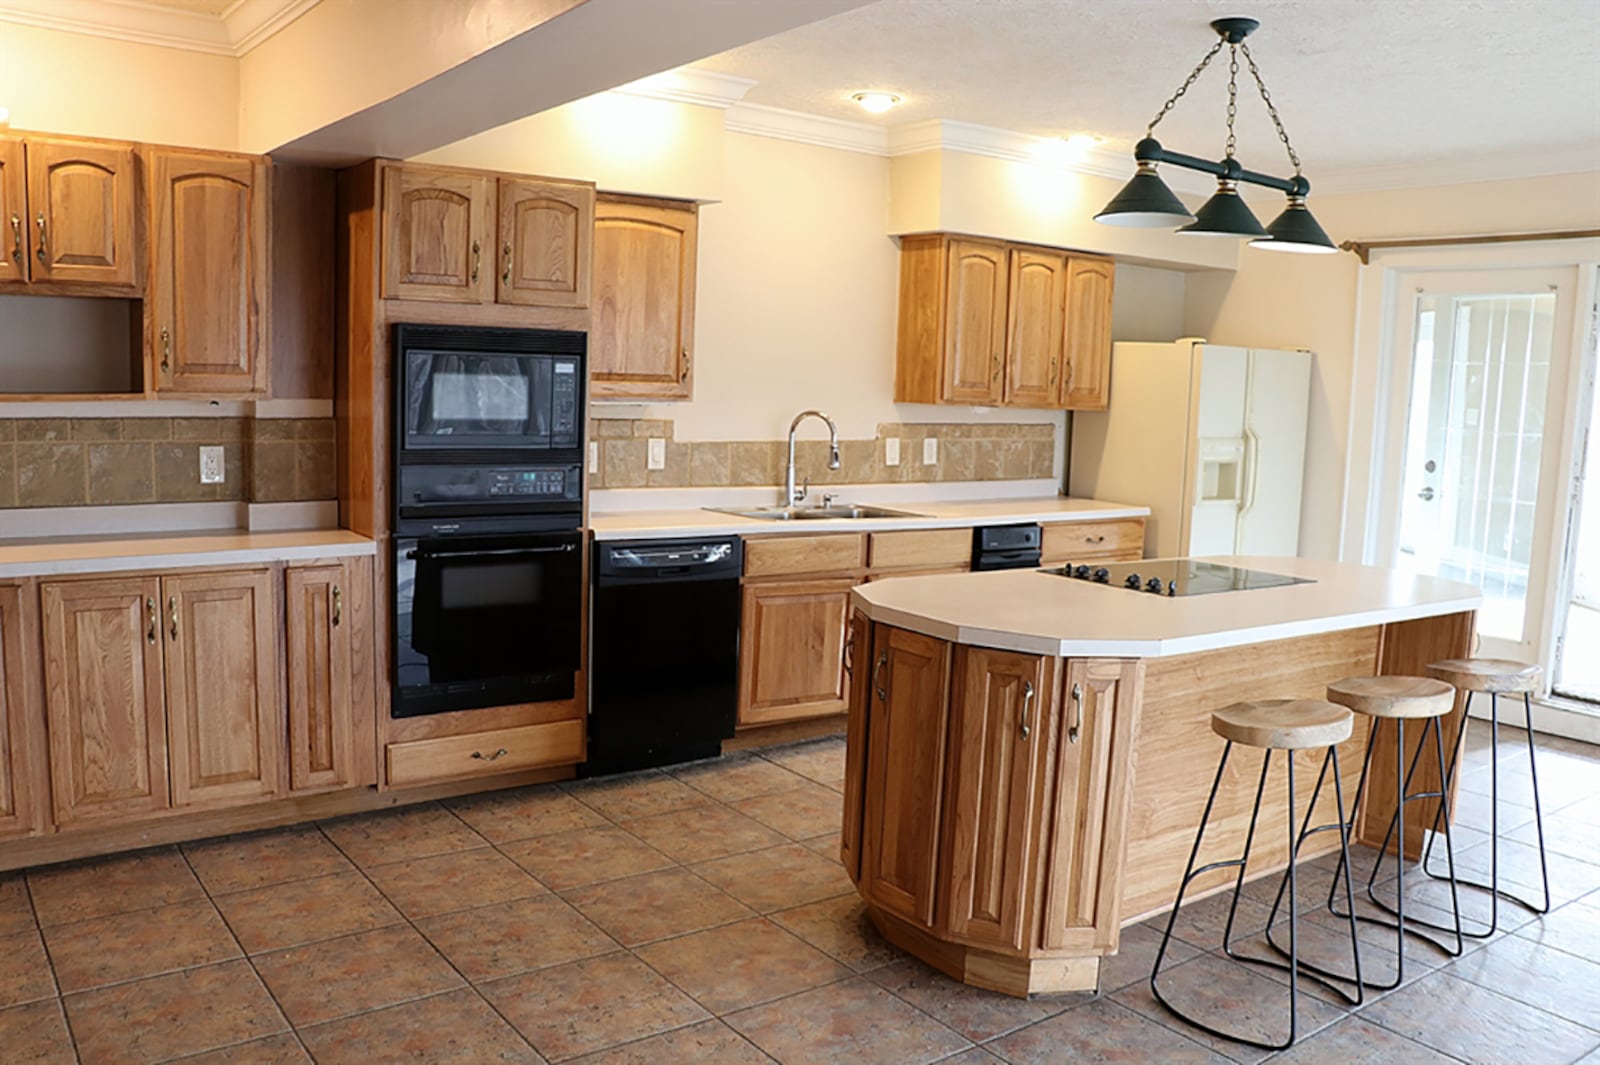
[1341,229,1600,264]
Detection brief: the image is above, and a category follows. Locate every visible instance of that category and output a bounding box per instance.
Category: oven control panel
[400,463,582,507]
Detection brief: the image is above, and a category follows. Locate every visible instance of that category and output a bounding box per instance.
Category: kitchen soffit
[691,0,1600,193]
[0,0,318,56]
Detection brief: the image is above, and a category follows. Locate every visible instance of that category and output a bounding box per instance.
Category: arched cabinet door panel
[381,165,492,304]
[1061,257,1116,410]
[942,238,1008,405]
[25,136,140,290]
[590,195,697,400]
[497,177,594,308]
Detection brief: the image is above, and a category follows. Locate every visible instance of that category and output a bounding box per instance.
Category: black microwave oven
[395,323,584,456]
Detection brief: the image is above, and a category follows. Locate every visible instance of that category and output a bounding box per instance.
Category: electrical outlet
[923,437,938,465]
[884,437,900,467]
[588,441,598,475]
[647,437,666,470]
[198,445,225,485]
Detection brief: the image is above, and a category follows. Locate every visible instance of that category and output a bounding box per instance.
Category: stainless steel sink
[708,504,927,521]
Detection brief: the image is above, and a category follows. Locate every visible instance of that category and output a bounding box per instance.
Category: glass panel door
[1556,363,1600,701]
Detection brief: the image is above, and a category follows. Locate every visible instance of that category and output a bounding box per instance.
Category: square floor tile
[445,786,607,844]
[63,960,287,1065]
[1362,970,1600,1065]
[692,842,855,912]
[214,872,402,954]
[0,873,35,937]
[1100,921,1201,994]
[482,952,709,1062]
[770,895,902,972]
[565,1019,772,1065]
[170,1033,312,1063]
[501,826,674,892]
[299,987,544,1064]
[365,847,544,918]
[45,898,240,992]
[1266,1014,1462,1065]
[182,826,353,894]
[1515,895,1600,959]
[761,739,846,790]
[1451,836,1600,907]
[563,868,753,947]
[252,924,463,1027]
[620,803,786,863]
[27,847,204,927]
[1510,809,1600,865]
[0,999,77,1065]
[635,917,850,1013]
[988,998,1228,1064]
[726,977,969,1065]
[319,803,487,867]
[417,894,618,982]
[1450,931,1600,1021]
[732,782,844,840]
[671,754,812,803]
[562,771,714,821]
[867,958,1074,1041]
[0,928,56,1008]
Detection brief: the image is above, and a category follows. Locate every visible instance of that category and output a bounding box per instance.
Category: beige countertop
[0,529,376,578]
[588,495,1150,541]
[851,555,1482,658]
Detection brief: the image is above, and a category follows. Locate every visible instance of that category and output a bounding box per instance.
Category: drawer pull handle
[1019,680,1035,741]
[331,585,342,627]
[872,652,888,702]
[1069,682,1083,744]
[146,597,157,644]
[472,748,509,762]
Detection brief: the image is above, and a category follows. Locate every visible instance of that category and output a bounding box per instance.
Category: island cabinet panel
[590,194,697,399]
[0,139,26,285]
[1059,257,1115,410]
[841,608,873,882]
[941,646,1053,950]
[381,164,493,303]
[163,570,281,808]
[861,624,952,927]
[1040,658,1143,951]
[496,177,594,308]
[1004,247,1068,409]
[738,578,856,726]
[25,136,140,289]
[286,558,377,793]
[41,577,169,825]
[0,583,46,838]
[942,238,1008,405]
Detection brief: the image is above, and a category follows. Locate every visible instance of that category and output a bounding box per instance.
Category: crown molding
[723,101,888,155]
[0,0,316,56]
[615,68,757,110]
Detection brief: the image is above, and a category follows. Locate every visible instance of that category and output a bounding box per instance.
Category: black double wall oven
[391,324,585,719]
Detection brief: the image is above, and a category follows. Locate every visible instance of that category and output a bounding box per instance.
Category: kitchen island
[840,556,1480,997]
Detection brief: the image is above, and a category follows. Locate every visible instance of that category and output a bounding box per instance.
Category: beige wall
[1185,171,1600,560]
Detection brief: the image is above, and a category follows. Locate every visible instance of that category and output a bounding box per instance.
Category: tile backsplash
[588,419,1056,489]
[0,417,336,509]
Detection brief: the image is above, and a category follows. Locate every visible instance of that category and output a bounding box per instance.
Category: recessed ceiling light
[851,91,902,114]
[1032,134,1102,165]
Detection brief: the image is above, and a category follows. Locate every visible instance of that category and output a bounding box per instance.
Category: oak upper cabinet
[591,194,698,400]
[147,149,269,395]
[381,163,493,303]
[738,578,856,726]
[861,624,952,928]
[162,569,281,808]
[1005,247,1069,409]
[1059,256,1115,410]
[41,577,170,825]
[0,583,46,839]
[941,646,1053,950]
[285,558,377,793]
[1039,658,1143,952]
[496,177,594,308]
[1,134,140,291]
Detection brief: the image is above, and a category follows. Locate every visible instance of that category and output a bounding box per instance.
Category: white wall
[1111,264,1186,343]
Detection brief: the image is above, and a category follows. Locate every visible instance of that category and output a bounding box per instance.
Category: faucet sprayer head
[829,444,841,470]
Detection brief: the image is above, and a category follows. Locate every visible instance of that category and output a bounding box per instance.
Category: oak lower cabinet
[0,583,46,839]
[285,558,377,793]
[1039,517,1145,567]
[738,578,856,726]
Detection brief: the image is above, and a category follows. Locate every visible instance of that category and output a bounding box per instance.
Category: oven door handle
[406,544,578,560]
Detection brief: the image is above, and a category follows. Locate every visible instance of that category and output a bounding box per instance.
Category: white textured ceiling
[694,0,1600,185]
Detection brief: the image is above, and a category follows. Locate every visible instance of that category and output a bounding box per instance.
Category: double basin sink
[707,503,927,522]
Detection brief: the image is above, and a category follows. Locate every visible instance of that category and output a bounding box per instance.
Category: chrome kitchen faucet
[784,410,840,506]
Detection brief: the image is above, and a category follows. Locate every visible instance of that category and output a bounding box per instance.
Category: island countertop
[851,555,1482,658]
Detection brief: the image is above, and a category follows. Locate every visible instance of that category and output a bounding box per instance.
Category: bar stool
[1322,675,1466,986]
[1150,698,1362,1051]
[1421,658,1549,934]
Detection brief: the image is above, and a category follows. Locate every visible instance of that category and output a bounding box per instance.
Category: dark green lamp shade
[1177,182,1267,237]
[1250,197,1338,253]
[1094,164,1195,228]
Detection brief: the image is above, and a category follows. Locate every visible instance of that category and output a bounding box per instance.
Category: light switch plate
[588,441,598,475]
[923,438,938,465]
[884,437,900,466]
[199,445,225,484]
[647,437,666,470]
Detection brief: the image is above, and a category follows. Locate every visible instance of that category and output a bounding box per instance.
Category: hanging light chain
[1145,37,1225,135]
[1225,44,1239,159]
[1240,41,1302,175]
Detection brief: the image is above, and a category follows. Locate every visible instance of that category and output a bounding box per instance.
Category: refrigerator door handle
[1239,428,1261,517]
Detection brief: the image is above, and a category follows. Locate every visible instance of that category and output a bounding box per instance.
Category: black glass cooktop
[1044,559,1314,597]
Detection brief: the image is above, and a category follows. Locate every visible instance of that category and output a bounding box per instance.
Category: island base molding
[868,905,1102,996]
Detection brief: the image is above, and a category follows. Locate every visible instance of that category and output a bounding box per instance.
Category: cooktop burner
[1044,559,1314,597]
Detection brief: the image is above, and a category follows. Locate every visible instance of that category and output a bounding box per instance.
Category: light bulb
[850,91,901,114]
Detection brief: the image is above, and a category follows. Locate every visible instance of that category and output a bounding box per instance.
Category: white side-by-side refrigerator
[1069,340,1313,559]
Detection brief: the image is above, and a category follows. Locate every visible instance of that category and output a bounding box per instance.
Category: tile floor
[1,719,1598,1064]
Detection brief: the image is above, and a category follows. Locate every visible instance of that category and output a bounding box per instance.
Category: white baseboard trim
[1466,697,1600,745]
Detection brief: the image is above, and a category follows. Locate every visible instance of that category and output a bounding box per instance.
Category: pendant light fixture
[1094,17,1336,254]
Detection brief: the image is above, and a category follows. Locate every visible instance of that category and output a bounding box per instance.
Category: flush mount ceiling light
[1094,17,1336,254]
[851,91,902,114]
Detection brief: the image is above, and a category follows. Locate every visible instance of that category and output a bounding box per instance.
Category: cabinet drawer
[386,720,583,788]
[868,528,971,571]
[1040,519,1145,563]
[743,534,864,578]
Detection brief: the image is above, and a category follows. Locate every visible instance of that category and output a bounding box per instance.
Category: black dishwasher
[586,536,743,776]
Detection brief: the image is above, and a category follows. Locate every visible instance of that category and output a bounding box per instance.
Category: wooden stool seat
[1326,676,1455,719]
[1425,658,1542,694]
[1210,699,1353,750]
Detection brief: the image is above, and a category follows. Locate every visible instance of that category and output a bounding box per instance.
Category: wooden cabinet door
[381,164,492,303]
[942,238,1007,405]
[1060,256,1115,410]
[841,607,873,883]
[285,558,377,793]
[591,195,697,399]
[41,577,168,825]
[0,137,27,285]
[738,577,855,726]
[1040,658,1143,952]
[496,177,594,308]
[148,149,268,395]
[1004,247,1067,408]
[941,646,1051,949]
[162,570,281,808]
[0,584,46,838]
[861,624,952,927]
[25,136,139,289]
